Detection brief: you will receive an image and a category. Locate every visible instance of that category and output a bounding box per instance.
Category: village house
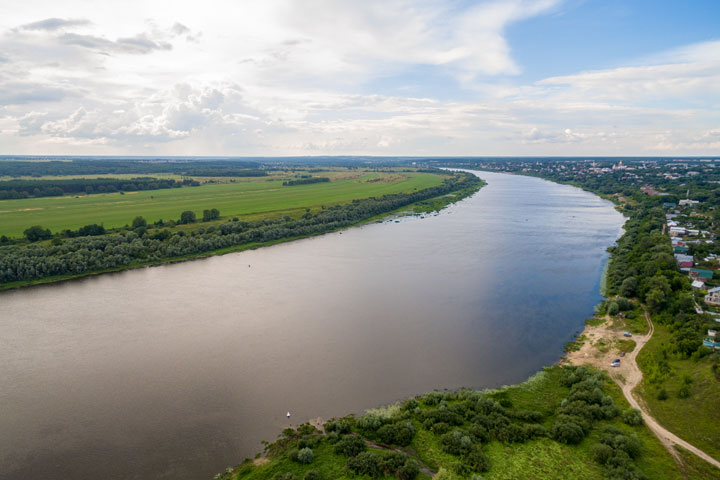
[690,268,713,282]
[706,287,720,306]
[675,254,694,268]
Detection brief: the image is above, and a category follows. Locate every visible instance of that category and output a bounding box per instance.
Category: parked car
[611,359,621,367]
[623,332,633,337]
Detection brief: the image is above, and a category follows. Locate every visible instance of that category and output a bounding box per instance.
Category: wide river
[0,171,625,480]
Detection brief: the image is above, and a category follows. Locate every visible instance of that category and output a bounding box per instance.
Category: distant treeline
[0,177,199,199]
[282,177,330,186]
[0,159,261,177]
[181,169,267,177]
[0,173,480,285]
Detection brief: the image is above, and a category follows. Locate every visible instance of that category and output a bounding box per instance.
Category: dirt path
[565,309,720,470]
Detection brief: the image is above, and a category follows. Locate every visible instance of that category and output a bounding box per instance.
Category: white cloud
[0,0,717,155]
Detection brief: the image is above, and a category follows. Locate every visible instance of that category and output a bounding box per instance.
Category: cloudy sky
[1,0,719,156]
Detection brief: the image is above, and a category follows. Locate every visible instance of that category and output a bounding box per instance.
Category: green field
[0,171,443,237]
[637,321,720,462]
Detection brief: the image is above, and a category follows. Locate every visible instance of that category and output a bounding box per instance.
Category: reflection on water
[0,171,624,480]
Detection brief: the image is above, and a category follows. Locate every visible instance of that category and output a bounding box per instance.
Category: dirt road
[565,310,720,470]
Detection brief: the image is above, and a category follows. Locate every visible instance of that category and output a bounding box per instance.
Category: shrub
[621,409,643,426]
[608,301,620,316]
[551,419,586,444]
[324,418,352,434]
[346,451,380,477]
[179,210,196,224]
[657,388,668,401]
[591,443,615,464]
[463,446,491,472]
[402,398,419,411]
[24,225,52,242]
[356,413,384,433]
[296,448,313,464]
[333,435,366,457]
[397,459,420,480]
[677,384,690,398]
[304,471,323,480]
[441,430,475,455]
[132,216,147,228]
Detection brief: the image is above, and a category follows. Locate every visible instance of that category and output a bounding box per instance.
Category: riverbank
[0,173,483,291]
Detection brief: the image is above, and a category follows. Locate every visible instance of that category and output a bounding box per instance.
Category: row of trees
[0,173,479,284]
[282,177,330,186]
[0,177,199,199]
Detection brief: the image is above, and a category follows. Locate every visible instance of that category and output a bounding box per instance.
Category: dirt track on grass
[564,309,720,470]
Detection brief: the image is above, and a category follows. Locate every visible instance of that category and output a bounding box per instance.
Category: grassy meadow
[636,321,720,461]
[0,170,443,237]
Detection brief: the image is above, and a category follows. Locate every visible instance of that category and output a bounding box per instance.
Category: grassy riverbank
[219,366,699,480]
[0,170,483,291]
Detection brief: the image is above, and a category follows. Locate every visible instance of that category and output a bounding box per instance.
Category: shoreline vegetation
[0,169,482,291]
[222,164,720,480]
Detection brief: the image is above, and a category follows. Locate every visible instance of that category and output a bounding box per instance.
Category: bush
[132,216,147,228]
[304,471,323,480]
[346,451,380,477]
[333,435,366,457]
[356,413,384,433]
[203,208,220,221]
[677,384,690,398]
[296,447,313,464]
[324,418,352,434]
[378,421,415,446]
[621,409,644,426]
[608,301,620,316]
[397,458,420,480]
[179,210,196,224]
[657,388,668,401]
[441,430,475,455]
[591,443,615,464]
[463,446,490,472]
[551,419,586,444]
[24,225,52,242]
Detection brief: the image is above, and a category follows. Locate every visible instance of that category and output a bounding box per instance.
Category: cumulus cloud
[0,0,717,155]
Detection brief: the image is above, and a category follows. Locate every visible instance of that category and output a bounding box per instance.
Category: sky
[0,0,719,156]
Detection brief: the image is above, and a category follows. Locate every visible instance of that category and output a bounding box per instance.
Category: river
[0,171,625,479]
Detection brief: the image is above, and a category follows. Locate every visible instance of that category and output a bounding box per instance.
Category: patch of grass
[483,440,605,480]
[564,335,587,353]
[615,338,636,353]
[637,322,720,461]
[0,169,444,237]
[585,316,605,327]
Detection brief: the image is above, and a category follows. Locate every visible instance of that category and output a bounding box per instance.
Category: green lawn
[636,321,720,462]
[0,171,443,237]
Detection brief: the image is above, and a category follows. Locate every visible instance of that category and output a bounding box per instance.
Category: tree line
[0,173,480,285]
[0,177,199,199]
[282,177,330,186]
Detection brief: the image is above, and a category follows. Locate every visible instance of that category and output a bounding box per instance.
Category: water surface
[0,171,624,479]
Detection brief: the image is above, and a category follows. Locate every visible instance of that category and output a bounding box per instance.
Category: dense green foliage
[0,158,261,176]
[0,176,198,199]
[223,366,686,480]
[283,177,330,186]
[0,173,479,286]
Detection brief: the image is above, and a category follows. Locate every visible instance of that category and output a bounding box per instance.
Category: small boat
[286,411,291,418]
